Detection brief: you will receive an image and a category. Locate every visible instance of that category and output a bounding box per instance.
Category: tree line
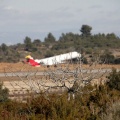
[0,25,120,63]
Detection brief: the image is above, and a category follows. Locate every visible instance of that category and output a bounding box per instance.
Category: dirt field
[0,62,120,101]
[0,62,120,73]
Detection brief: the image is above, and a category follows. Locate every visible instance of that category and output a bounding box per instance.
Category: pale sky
[0,0,120,45]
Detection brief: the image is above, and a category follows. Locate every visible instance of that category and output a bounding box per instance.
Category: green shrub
[0,83,9,102]
[107,69,120,90]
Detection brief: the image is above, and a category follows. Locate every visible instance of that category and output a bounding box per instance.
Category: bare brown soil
[1,62,120,101]
[0,62,120,73]
[0,62,46,73]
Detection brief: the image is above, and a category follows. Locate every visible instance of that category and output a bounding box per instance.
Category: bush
[100,53,115,64]
[101,101,120,120]
[45,50,54,58]
[107,69,120,90]
[114,58,120,64]
[0,83,9,102]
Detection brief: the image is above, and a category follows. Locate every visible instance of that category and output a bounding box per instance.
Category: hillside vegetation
[0,25,120,64]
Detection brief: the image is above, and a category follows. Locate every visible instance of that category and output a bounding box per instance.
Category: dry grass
[0,62,47,73]
[0,62,120,73]
[1,62,120,101]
